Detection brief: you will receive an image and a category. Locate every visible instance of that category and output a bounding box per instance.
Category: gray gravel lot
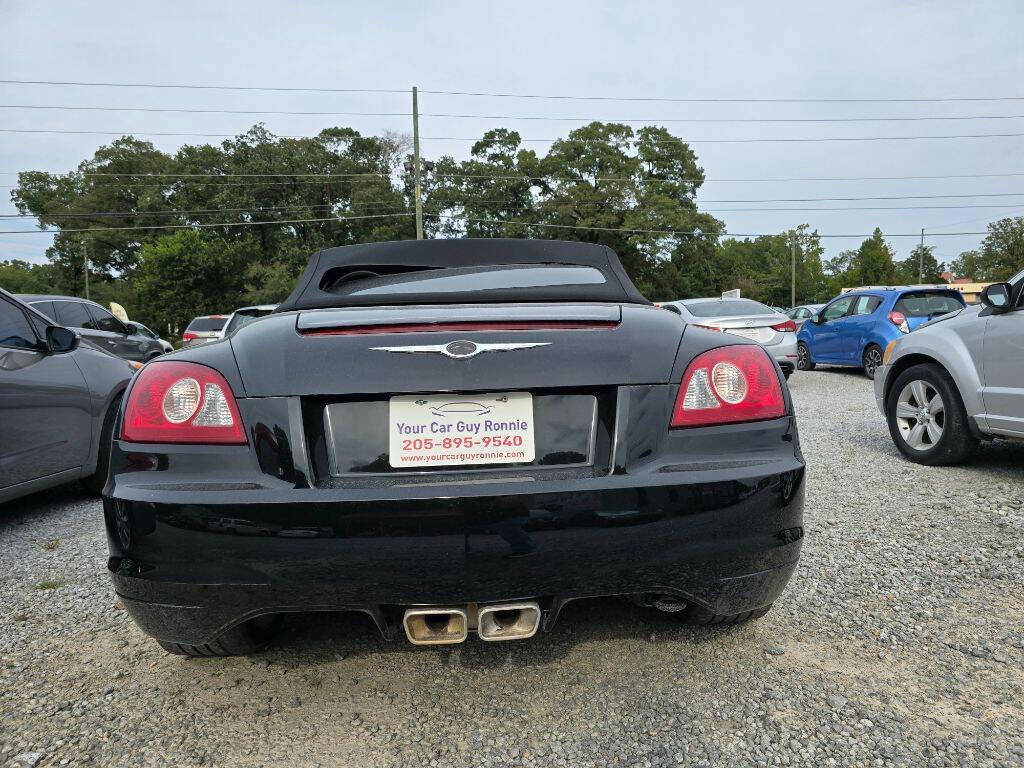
[2,369,1023,768]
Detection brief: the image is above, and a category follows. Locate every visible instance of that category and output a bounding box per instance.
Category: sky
[2,0,1023,271]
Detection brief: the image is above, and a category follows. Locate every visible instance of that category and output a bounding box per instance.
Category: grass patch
[35,580,65,590]
[42,538,60,551]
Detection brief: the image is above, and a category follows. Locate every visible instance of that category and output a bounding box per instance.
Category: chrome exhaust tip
[402,606,468,645]
[477,601,541,642]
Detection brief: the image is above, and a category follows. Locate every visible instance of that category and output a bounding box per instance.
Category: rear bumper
[768,337,798,374]
[106,455,805,645]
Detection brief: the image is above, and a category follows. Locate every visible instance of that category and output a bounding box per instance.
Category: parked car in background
[663,297,799,378]
[220,304,278,337]
[182,314,227,347]
[104,239,805,656]
[787,303,825,328]
[875,269,1023,464]
[125,321,173,354]
[797,287,967,379]
[1,289,136,503]
[17,294,167,362]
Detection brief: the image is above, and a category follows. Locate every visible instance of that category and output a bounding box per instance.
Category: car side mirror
[810,313,822,324]
[980,282,1013,311]
[46,326,78,353]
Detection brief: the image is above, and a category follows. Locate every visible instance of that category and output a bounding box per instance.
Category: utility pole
[412,86,423,240]
[919,228,925,283]
[82,241,90,300]
[790,234,796,308]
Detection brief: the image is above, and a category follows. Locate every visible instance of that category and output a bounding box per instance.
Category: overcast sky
[2,0,1022,271]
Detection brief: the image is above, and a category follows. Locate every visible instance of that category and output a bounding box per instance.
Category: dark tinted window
[29,300,57,322]
[895,292,965,317]
[131,323,157,339]
[87,305,125,333]
[853,296,883,315]
[53,300,96,329]
[0,298,39,349]
[822,296,854,321]
[682,299,774,318]
[336,265,606,298]
[185,316,227,332]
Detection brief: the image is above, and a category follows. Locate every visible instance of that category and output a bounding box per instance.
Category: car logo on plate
[368,340,551,359]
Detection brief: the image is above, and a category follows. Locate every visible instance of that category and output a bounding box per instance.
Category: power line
[4,127,1024,143]
[428,214,986,238]
[3,79,1023,103]
[0,212,413,235]
[8,104,1024,123]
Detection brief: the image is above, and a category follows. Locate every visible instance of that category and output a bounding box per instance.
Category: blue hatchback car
[796,287,966,379]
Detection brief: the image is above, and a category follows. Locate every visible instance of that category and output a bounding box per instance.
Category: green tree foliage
[135,231,254,334]
[712,225,827,306]
[897,243,945,284]
[953,216,1024,281]
[852,228,897,286]
[0,260,60,294]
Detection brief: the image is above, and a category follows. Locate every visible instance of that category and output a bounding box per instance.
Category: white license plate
[725,327,770,342]
[388,392,535,468]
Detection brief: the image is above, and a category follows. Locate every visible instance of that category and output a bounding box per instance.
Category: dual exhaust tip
[403,602,540,645]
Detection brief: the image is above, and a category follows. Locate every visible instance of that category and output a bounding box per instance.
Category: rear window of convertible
[324,264,607,297]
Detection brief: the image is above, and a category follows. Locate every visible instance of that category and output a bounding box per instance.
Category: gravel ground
[2,369,1023,768]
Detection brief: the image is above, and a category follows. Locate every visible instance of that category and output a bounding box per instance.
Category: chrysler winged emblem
[368,340,551,359]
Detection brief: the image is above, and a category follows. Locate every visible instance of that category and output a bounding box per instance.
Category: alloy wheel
[797,344,810,370]
[894,379,945,450]
[863,347,883,378]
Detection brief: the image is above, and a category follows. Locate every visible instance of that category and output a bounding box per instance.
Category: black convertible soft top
[276,239,650,311]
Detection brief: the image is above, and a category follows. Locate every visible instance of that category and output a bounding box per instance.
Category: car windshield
[225,308,275,335]
[894,292,965,317]
[186,317,227,332]
[681,299,775,318]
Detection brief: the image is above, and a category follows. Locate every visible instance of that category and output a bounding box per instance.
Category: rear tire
[82,394,121,495]
[886,363,978,466]
[796,342,815,371]
[684,604,772,626]
[862,344,883,379]
[157,614,282,657]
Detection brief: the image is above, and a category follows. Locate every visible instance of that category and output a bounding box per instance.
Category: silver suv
[874,268,1024,464]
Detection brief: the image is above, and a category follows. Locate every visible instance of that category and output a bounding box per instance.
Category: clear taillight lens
[122,361,246,444]
[671,345,786,428]
[888,311,909,333]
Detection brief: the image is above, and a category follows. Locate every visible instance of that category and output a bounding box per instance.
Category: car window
[53,300,96,329]
[794,308,809,319]
[29,300,57,322]
[224,308,274,335]
[894,292,965,317]
[134,324,157,339]
[186,317,227,332]
[853,296,883,315]
[0,298,39,349]
[821,297,854,321]
[88,304,125,333]
[681,299,775,317]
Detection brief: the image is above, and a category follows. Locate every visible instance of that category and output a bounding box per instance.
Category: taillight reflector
[671,345,786,428]
[182,332,197,342]
[299,320,619,336]
[121,361,247,444]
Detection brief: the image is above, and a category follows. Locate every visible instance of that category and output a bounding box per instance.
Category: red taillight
[888,311,906,326]
[771,320,798,333]
[121,361,247,444]
[182,332,197,342]
[670,345,786,428]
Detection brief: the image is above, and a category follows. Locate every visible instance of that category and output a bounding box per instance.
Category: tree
[0,260,60,294]
[974,216,1024,280]
[135,231,254,334]
[853,228,897,285]
[950,249,981,280]
[711,225,827,306]
[898,243,944,283]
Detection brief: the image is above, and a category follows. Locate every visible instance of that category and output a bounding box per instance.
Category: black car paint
[104,303,805,646]
[0,290,134,502]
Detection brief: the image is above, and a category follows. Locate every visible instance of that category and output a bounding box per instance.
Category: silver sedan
[664,298,800,378]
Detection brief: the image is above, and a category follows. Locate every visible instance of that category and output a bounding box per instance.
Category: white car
[663,298,799,378]
[220,305,278,338]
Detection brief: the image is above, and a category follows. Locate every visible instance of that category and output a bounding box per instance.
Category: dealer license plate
[388,392,535,468]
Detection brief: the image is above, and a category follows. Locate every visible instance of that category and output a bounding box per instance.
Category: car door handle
[107,340,117,345]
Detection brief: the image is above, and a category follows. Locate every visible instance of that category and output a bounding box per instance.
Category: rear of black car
[103,240,804,654]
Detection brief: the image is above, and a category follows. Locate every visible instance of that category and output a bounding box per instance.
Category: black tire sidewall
[862,345,882,379]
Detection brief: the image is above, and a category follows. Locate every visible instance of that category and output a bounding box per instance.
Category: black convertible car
[104,240,805,656]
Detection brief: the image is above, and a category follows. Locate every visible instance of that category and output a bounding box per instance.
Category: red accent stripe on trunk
[299,320,619,336]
